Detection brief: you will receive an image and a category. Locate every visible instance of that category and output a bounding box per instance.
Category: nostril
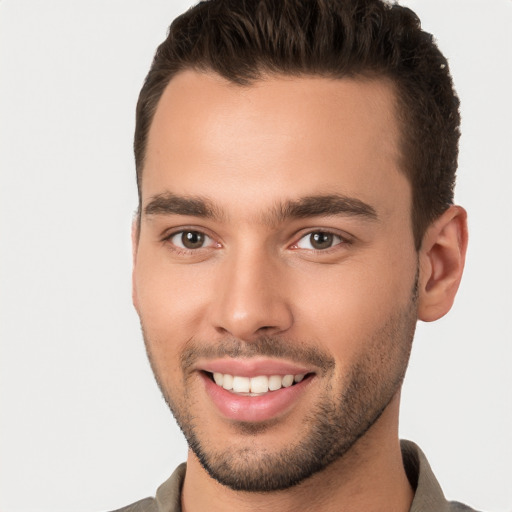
[212,297,294,340]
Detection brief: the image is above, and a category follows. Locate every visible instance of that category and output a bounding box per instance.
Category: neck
[181,393,413,512]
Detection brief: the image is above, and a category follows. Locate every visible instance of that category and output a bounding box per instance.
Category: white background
[1,1,511,511]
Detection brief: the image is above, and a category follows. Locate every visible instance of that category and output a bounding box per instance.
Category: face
[133,71,419,491]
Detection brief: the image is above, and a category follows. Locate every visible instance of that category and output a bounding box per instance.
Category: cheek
[133,251,212,348]
[133,259,212,391]
[290,253,417,364]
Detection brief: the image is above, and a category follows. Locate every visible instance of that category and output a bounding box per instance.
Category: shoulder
[108,497,158,512]
[446,502,482,512]
[105,463,186,512]
[448,501,484,512]
[401,440,482,512]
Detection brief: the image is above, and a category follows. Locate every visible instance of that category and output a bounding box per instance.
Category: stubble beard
[142,289,417,493]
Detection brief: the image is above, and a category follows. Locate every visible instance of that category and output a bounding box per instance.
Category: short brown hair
[134,0,460,249]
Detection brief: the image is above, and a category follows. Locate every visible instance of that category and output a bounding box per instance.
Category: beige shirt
[110,440,479,512]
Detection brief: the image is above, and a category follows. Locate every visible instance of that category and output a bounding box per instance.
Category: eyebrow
[269,194,378,223]
[144,192,222,220]
[143,192,377,223]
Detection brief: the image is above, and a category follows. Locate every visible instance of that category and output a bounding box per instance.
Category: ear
[131,217,140,312]
[131,216,140,266]
[417,205,468,322]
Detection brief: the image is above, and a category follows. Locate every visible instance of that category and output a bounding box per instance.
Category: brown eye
[295,231,343,250]
[182,231,205,249]
[170,230,211,249]
[310,232,334,249]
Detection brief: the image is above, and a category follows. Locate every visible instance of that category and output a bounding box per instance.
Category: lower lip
[202,373,313,423]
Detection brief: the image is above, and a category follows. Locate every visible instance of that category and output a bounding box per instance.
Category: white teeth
[212,372,307,394]
[268,375,283,391]
[222,374,234,390]
[232,376,250,393]
[250,375,269,394]
[282,374,294,387]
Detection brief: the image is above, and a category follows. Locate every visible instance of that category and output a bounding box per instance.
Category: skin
[132,70,467,512]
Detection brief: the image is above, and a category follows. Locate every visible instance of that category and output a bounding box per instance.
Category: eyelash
[161,228,352,255]
[290,229,351,253]
[161,229,219,254]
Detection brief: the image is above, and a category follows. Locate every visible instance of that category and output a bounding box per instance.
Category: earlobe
[417,205,468,322]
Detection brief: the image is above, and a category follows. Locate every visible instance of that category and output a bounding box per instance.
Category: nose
[210,249,293,341]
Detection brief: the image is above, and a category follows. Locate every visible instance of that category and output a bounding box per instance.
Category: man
[121,0,472,510]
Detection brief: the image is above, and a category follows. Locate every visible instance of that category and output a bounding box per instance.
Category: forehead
[142,70,407,219]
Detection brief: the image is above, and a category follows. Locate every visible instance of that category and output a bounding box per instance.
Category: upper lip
[197,357,313,377]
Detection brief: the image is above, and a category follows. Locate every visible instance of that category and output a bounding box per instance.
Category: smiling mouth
[205,371,313,396]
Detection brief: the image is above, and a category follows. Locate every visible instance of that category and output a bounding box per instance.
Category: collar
[152,440,475,512]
